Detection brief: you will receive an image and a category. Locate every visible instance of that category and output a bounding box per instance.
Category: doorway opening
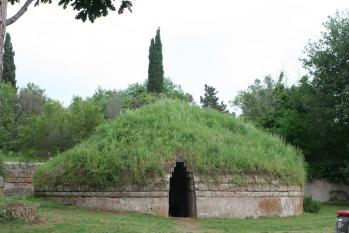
[168,162,196,217]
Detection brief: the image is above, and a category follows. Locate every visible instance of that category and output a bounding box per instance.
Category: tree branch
[5,0,34,26]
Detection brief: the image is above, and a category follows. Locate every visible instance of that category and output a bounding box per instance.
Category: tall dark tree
[200,84,228,113]
[147,28,164,93]
[2,33,16,87]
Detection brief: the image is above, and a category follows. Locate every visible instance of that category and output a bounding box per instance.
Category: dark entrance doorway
[169,162,196,217]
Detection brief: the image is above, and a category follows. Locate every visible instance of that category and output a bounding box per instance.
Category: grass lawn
[0,196,345,233]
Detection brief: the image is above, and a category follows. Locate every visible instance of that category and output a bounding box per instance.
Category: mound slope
[34,100,305,188]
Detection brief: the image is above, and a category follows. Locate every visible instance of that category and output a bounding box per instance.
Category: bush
[304,196,321,213]
[0,157,4,176]
[0,209,17,223]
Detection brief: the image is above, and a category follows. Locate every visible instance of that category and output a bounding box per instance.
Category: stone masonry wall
[3,162,42,196]
[194,176,303,218]
[0,176,4,195]
[35,176,170,216]
[305,179,349,202]
[35,174,303,218]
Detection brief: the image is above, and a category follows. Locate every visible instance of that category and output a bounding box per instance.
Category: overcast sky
[6,0,349,107]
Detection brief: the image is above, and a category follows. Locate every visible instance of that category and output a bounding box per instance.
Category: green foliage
[200,84,228,113]
[17,83,46,117]
[232,73,287,130]
[0,209,17,224]
[1,78,192,159]
[301,10,349,168]
[233,10,349,182]
[162,78,193,103]
[16,97,105,157]
[147,28,164,93]
[125,78,192,109]
[13,84,105,157]
[0,83,16,150]
[34,100,305,189]
[31,0,133,23]
[0,157,4,176]
[303,197,321,213]
[2,33,16,87]
[0,151,43,163]
[91,88,125,120]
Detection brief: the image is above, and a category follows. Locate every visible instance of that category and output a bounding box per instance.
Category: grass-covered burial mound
[34,100,305,188]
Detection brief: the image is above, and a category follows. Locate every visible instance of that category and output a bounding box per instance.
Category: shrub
[304,196,321,213]
[0,209,17,223]
[0,157,4,177]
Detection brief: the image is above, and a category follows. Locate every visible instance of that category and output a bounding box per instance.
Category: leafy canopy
[9,0,133,23]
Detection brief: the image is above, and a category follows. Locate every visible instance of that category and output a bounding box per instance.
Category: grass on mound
[34,100,305,188]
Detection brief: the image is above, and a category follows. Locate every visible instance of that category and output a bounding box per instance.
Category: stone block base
[4,183,34,196]
[52,196,169,217]
[2,203,37,224]
[196,196,303,218]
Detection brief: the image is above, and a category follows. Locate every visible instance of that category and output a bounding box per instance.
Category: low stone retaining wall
[35,177,170,216]
[305,179,349,202]
[1,203,38,224]
[195,183,303,218]
[0,176,4,195]
[35,174,303,218]
[3,162,42,196]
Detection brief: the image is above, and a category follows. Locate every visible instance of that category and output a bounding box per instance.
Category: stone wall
[194,176,303,218]
[35,176,170,216]
[35,174,303,218]
[3,162,42,196]
[0,176,4,195]
[305,179,349,202]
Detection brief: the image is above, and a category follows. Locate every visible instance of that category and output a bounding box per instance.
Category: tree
[301,10,349,181]
[0,82,16,150]
[232,73,288,129]
[147,28,164,93]
[16,83,46,117]
[200,84,228,113]
[104,91,124,120]
[2,33,15,87]
[0,1,133,81]
[16,95,105,156]
[232,10,349,182]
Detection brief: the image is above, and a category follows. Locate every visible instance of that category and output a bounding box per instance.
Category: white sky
[6,0,349,106]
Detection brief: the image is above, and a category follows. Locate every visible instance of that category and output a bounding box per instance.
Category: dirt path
[172,217,210,233]
[173,218,218,233]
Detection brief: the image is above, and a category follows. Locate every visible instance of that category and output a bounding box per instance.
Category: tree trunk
[0,0,7,82]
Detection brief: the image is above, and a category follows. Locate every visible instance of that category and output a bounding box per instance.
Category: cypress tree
[2,33,16,87]
[147,28,164,93]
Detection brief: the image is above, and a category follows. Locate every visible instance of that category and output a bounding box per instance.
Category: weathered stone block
[5,203,37,224]
[4,183,34,196]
